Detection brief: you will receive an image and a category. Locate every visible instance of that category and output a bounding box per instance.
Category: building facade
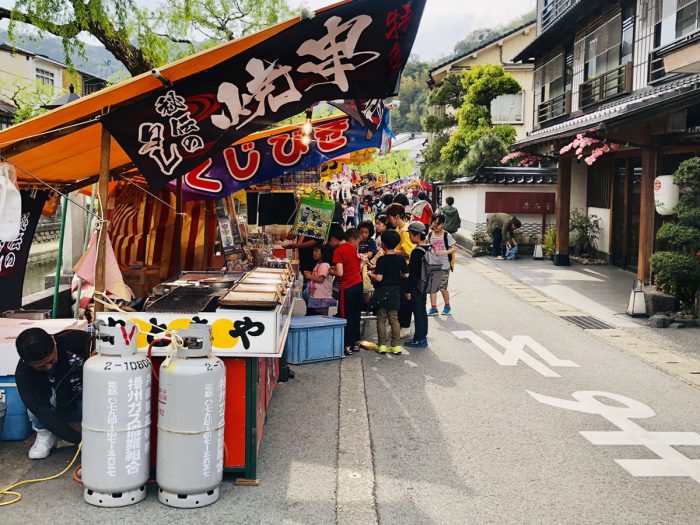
[0,42,107,128]
[514,0,700,283]
[428,21,538,142]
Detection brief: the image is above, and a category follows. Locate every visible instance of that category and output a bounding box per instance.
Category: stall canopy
[0,0,425,190]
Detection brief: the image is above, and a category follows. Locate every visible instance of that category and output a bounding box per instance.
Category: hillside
[0,29,126,79]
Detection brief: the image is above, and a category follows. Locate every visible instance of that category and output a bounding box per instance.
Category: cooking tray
[219,290,279,309]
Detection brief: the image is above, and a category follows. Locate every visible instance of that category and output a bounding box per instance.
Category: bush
[569,209,601,257]
[472,230,490,247]
[651,157,700,314]
[650,252,700,311]
[543,227,556,257]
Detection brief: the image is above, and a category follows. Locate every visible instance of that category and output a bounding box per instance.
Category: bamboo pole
[51,195,68,319]
[94,126,111,313]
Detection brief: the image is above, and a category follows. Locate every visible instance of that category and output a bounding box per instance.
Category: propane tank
[157,325,226,508]
[82,322,151,507]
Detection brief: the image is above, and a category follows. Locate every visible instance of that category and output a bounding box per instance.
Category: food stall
[97,265,294,479]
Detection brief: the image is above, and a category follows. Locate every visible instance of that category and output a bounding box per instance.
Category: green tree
[391,57,431,134]
[351,150,414,182]
[0,0,293,76]
[436,64,520,182]
[650,158,700,313]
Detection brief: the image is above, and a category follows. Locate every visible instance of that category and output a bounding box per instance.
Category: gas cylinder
[156,325,226,508]
[82,322,152,507]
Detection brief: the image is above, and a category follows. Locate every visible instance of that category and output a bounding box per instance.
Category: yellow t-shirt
[399,228,415,259]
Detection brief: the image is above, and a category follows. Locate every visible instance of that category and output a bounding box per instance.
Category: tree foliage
[451,10,536,58]
[650,157,700,312]
[391,57,431,134]
[1,0,294,76]
[351,150,414,182]
[426,64,520,182]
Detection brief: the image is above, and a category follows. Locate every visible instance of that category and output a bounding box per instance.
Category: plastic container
[0,402,6,437]
[0,376,33,441]
[285,316,346,365]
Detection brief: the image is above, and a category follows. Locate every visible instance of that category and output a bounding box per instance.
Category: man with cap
[15,327,90,459]
[404,221,430,348]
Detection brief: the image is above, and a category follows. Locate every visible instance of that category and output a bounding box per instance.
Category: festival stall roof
[0,13,307,188]
[0,0,424,189]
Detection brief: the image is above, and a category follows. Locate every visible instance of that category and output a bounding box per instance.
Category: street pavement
[2,256,699,524]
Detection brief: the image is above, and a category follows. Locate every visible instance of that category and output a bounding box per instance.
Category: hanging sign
[179,112,389,200]
[0,190,49,312]
[102,0,426,189]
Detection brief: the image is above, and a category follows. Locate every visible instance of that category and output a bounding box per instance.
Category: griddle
[145,286,226,313]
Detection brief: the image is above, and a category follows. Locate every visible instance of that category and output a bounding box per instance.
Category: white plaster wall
[570,160,588,213]
[441,183,558,236]
[588,206,611,256]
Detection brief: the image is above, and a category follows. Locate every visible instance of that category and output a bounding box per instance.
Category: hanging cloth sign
[178,111,390,200]
[0,190,48,312]
[102,0,426,190]
[292,191,336,242]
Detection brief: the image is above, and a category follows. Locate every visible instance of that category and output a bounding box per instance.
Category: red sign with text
[485,192,556,215]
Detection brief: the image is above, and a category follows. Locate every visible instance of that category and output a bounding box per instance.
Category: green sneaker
[389,346,403,355]
[376,345,388,354]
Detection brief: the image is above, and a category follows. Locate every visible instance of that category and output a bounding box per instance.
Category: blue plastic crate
[285,316,346,365]
[0,376,33,441]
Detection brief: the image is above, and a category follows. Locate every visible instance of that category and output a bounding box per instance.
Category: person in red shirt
[329,225,363,355]
[410,191,433,225]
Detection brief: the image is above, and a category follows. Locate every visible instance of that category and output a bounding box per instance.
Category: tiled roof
[443,167,558,185]
[515,74,700,148]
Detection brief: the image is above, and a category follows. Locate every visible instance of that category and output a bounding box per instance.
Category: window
[491,92,524,123]
[0,115,12,130]
[36,68,54,86]
[655,0,700,48]
[583,14,622,80]
[534,53,564,104]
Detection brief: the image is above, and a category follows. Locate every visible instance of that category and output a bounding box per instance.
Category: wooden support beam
[554,156,572,266]
[638,145,659,283]
[94,125,111,313]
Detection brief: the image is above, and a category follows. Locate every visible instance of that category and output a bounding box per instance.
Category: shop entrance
[611,158,641,272]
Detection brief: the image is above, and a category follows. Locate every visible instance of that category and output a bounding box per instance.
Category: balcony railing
[536,91,571,125]
[578,63,633,109]
[541,0,578,33]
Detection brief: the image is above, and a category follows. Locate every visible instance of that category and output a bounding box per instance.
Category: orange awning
[0,1,348,188]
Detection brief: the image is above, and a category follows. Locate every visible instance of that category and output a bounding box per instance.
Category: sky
[290,0,537,61]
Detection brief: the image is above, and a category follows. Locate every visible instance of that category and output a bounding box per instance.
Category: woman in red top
[329,225,363,355]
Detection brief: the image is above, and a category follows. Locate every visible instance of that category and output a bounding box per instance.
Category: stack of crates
[0,376,33,441]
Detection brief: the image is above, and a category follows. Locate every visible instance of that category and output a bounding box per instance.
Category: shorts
[438,270,450,291]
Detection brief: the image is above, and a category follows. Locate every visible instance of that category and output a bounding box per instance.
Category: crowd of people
[296,188,462,356]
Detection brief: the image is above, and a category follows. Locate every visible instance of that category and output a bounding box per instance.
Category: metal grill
[561,316,614,330]
[146,286,224,313]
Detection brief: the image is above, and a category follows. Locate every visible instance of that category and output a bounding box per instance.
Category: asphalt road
[1,257,699,524]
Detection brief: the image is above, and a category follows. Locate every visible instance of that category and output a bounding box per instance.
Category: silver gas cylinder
[156,325,226,508]
[82,322,152,507]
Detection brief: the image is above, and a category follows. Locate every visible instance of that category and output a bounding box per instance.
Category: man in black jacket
[15,328,90,459]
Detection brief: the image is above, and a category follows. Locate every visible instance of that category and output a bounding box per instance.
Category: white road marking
[452,330,579,378]
[528,390,700,484]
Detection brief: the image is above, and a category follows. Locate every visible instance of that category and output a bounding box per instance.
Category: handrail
[536,91,571,124]
[541,0,578,33]
[579,62,633,109]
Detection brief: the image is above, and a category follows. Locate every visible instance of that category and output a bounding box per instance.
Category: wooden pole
[94,126,111,313]
[554,156,572,266]
[638,145,659,283]
[175,176,183,276]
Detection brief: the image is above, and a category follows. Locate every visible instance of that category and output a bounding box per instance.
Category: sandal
[344,347,353,356]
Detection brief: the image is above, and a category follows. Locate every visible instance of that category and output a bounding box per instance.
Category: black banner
[102,0,425,189]
[0,190,49,312]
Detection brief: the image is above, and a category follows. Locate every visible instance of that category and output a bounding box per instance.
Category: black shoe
[344,347,353,356]
[287,368,295,379]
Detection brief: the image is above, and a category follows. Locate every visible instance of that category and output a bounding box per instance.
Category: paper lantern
[654,175,679,215]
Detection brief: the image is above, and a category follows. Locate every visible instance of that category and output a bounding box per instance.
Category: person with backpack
[404,222,442,349]
[440,196,461,235]
[427,214,457,316]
